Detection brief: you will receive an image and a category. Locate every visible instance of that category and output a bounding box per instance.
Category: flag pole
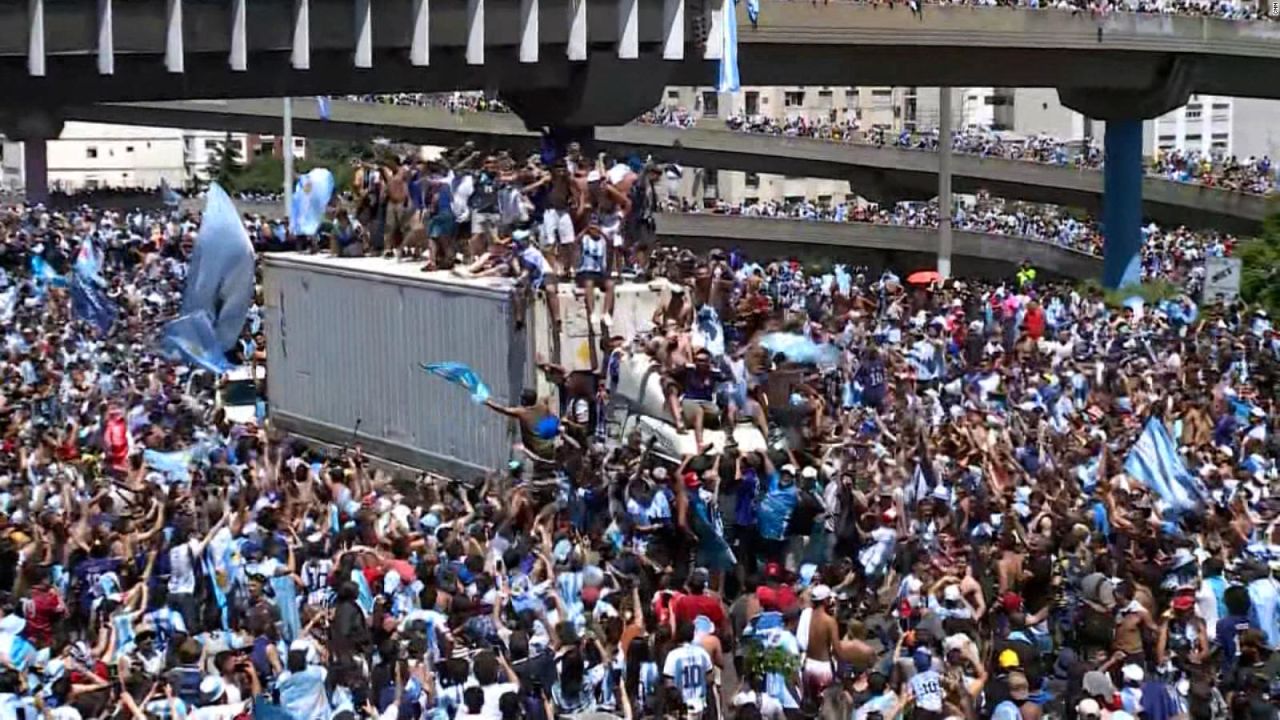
[283,97,294,225]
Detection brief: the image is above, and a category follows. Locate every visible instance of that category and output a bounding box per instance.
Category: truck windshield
[222,380,258,406]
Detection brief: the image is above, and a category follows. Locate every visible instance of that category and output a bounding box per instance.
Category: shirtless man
[802,584,839,700]
[381,158,415,260]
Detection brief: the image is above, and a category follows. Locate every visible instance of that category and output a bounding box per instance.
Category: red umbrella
[907,270,942,285]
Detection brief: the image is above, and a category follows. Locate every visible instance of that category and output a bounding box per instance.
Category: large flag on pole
[316,96,331,121]
[1124,417,1204,515]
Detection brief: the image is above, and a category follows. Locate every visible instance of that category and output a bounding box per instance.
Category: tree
[1238,212,1280,317]
[205,132,243,190]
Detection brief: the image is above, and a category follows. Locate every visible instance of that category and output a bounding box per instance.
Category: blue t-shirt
[756,472,797,541]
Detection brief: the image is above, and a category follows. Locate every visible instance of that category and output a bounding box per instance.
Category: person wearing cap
[1155,586,1209,672]
[756,453,798,565]
[1118,663,1144,714]
[671,568,727,634]
[799,584,838,700]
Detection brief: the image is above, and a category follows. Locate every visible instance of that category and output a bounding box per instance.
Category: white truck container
[262,253,760,473]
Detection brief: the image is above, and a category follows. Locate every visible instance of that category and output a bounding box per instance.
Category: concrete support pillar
[24,139,48,204]
[1102,119,1143,289]
[937,87,953,279]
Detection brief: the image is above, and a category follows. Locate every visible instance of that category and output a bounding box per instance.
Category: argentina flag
[316,95,331,120]
[420,361,491,403]
[718,0,741,93]
[1124,417,1204,516]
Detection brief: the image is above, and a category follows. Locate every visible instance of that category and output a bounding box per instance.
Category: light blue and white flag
[316,96,331,121]
[717,0,741,93]
[746,0,759,25]
[290,168,335,236]
[420,362,491,403]
[182,183,256,350]
[1124,417,1204,515]
[162,311,236,375]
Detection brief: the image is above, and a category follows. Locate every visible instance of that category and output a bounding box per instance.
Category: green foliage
[199,136,357,195]
[205,132,242,190]
[1238,213,1280,317]
[743,641,802,680]
[1076,277,1183,308]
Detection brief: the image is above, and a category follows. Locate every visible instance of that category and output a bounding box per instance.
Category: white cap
[199,676,226,703]
[943,584,962,602]
[1121,664,1144,683]
[780,464,798,475]
[1077,699,1101,716]
[800,466,818,479]
[811,584,832,602]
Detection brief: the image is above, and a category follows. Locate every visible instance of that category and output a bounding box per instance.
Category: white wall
[45,122,186,191]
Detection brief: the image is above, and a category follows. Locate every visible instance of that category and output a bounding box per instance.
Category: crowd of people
[326,92,1278,199]
[664,193,1233,280]
[0,124,1277,720]
[717,119,1276,197]
[813,0,1274,21]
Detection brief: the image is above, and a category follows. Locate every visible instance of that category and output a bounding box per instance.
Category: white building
[0,122,186,192]
[1,124,309,193]
[1144,95,1280,159]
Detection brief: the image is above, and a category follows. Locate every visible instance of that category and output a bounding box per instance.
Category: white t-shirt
[908,669,944,712]
[479,681,519,720]
[168,539,202,594]
[663,642,714,713]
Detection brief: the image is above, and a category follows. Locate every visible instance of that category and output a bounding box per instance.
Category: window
[204,139,219,150]
[984,95,1012,106]
[84,179,100,190]
[817,90,834,109]
[745,91,759,116]
[745,172,759,188]
[700,91,719,118]
[744,197,758,205]
[1212,102,1230,110]
[294,139,305,148]
[1211,140,1228,151]
[1158,134,1176,143]
[125,146,134,153]
[817,195,832,206]
[784,91,805,108]
[1185,133,1202,142]
[871,88,892,98]
[1212,132,1229,140]
[1186,103,1202,111]
[85,147,98,159]
[667,90,679,100]
[1186,110,1202,120]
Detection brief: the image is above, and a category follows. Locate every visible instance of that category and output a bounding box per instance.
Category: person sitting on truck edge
[667,347,726,452]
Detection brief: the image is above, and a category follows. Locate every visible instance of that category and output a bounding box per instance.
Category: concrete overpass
[67,97,1270,234]
[4,3,1280,105]
[656,212,1101,280]
[9,2,1280,285]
